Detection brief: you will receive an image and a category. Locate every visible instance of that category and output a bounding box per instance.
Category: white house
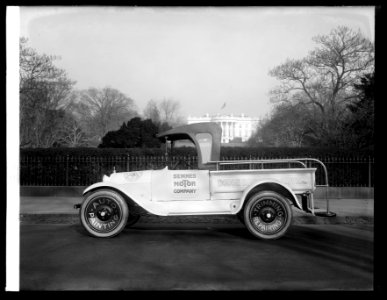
[187,113,259,143]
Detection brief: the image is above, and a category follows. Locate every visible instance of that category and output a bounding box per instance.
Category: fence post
[66,155,69,186]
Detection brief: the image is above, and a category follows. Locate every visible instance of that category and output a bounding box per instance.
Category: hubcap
[85,196,122,233]
[259,207,276,223]
[96,205,113,221]
[250,198,287,235]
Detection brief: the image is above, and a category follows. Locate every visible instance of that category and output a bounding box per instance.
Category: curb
[19,213,374,226]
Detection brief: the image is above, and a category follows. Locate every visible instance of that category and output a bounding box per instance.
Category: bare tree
[19,37,75,147]
[57,114,89,147]
[143,99,161,125]
[159,98,182,126]
[143,98,183,129]
[69,87,138,141]
[269,26,374,146]
[249,104,312,147]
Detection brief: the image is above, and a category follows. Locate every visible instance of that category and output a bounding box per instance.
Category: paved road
[20,222,373,290]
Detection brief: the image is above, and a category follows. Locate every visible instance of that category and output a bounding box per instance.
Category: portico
[187,113,259,143]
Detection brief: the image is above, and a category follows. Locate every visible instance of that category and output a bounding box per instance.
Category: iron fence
[19,155,374,187]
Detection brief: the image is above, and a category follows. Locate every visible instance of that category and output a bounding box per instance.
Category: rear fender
[236,180,302,213]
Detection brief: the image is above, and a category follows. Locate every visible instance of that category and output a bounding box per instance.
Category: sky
[18,6,374,121]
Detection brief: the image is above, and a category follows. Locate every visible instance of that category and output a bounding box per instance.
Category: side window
[196,133,212,164]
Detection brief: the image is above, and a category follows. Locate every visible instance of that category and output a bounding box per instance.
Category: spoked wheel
[80,189,129,238]
[243,191,292,240]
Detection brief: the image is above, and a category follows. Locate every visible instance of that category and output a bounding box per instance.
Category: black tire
[243,191,292,240]
[80,189,129,238]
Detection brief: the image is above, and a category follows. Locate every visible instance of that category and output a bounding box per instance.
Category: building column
[226,122,230,143]
[228,122,231,142]
[224,122,227,142]
[220,122,226,143]
[243,123,247,142]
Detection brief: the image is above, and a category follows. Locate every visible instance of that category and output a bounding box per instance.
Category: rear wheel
[80,189,129,238]
[243,191,292,240]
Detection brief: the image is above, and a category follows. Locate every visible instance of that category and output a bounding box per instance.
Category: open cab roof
[157,122,222,170]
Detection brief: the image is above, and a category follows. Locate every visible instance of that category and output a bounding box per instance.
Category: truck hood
[102,170,153,184]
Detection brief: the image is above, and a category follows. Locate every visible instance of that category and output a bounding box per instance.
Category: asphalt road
[20,222,374,291]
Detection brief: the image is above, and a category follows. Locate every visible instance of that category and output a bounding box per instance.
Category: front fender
[81,181,168,216]
[82,182,143,206]
[236,179,302,213]
[83,181,151,205]
[83,182,121,196]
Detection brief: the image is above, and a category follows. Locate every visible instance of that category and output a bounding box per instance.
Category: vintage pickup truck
[75,122,335,239]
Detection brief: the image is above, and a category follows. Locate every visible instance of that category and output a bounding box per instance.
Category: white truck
[75,122,335,239]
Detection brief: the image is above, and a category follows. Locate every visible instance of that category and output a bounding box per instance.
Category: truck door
[151,168,210,201]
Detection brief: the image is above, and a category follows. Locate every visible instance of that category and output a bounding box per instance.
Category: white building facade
[187,113,259,143]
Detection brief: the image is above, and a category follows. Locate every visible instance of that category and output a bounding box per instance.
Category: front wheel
[80,189,129,238]
[243,191,292,240]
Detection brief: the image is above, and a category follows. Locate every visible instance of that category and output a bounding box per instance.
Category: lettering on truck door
[151,169,210,201]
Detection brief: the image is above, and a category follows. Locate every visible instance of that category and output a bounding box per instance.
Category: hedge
[20,146,374,158]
